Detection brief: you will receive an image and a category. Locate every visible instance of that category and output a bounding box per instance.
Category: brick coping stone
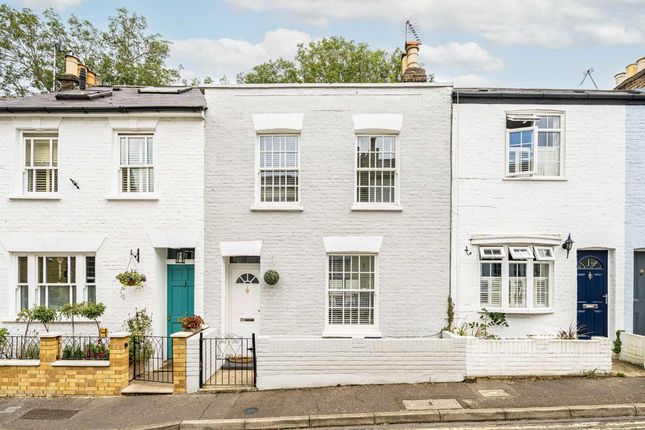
[170,403,645,430]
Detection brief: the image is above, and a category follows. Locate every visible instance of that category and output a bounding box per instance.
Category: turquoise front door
[167,265,195,357]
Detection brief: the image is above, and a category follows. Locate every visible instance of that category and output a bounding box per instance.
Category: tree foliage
[238,36,420,84]
[0,5,180,97]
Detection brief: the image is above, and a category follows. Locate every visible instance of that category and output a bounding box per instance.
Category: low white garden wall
[619,332,645,368]
[464,336,612,377]
[255,336,467,390]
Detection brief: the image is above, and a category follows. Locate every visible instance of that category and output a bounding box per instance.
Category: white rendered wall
[452,103,625,338]
[619,332,645,368]
[0,115,205,336]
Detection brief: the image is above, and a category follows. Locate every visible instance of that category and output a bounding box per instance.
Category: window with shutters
[506,112,563,178]
[258,135,299,204]
[478,245,553,311]
[17,256,29,311]
[355,135,398,205]
[119,134,154,193]
[23,133,58,193]
[327,255,376,331]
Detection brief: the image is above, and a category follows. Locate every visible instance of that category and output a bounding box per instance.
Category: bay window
[14,254,96,313]
[506,112,563,178]
[479,245,553,311]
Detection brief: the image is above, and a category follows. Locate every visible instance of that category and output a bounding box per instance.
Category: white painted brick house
[203,84,453,339]
[452,89,628,339]
[0,85,206,337]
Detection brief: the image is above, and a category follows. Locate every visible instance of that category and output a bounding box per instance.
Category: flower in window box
[263,270,280,285]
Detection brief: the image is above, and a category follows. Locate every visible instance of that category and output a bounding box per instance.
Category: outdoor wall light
[175,249,186,264]
[562,234,574,258]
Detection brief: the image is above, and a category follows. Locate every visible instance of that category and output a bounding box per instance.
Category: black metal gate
[130,335,174,383]
[200,334,256,387]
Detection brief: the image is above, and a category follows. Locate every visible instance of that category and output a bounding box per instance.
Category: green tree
[0,5,180,97]
[79,302,106,336]
[60,303,83,337]
[238,36,419,84]
[32,306,57,332]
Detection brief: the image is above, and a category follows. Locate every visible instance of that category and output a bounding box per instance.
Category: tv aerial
[404,17,423,44]
[580,68,598,89]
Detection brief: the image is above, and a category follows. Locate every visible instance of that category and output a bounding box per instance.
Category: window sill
[479,308,553,315]
[106,194,159,201]
[503,177,567,182]
[322,328,382,338]
[9,194,61,201]
[351,204,403,212]
[250,204,304,212]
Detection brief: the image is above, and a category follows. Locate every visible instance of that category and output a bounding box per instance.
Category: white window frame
[509,246,533,260]
[253,134,302,210]
[505,111,565,179]
[478,245,554,312]
[12,253,95,316]
[353,134,400,210]
[118,134,155,194]
[323,253,380,337]
[534,246,555,261]
[479,246,504,259]
[506,125,536,177]
[21,132,59,194]
[480,261,502,307]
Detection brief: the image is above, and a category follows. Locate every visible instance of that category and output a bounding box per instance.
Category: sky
[6,0,645,88]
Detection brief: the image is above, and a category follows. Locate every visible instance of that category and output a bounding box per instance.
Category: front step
[121,381,174,395]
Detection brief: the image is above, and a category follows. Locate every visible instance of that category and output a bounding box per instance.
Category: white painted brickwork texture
[465,337,612,376]
[452,103,625,338]
[186,332,201,393]
[0,116,205,336]
[204,86,453,337]
[619,332,645,367]
[255,335,467,389]
[625,106,645,333]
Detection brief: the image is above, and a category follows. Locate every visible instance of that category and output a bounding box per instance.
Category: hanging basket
[263,269,280,285]
[116,270,147,287]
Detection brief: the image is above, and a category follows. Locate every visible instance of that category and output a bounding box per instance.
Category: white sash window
[120,134,154,193]
[23,133,58,193]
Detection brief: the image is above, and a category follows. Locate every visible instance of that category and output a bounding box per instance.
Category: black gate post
[132,336,136,381]
[251,333,257,386]
[199,332,203,388]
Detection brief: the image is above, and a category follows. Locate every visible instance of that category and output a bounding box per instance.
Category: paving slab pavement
[0,376,642,430]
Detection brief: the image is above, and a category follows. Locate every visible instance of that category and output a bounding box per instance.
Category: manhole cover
[20,409,79,420]
[477,389,510,398]
[403,399,463,410]
[243,407,259,415]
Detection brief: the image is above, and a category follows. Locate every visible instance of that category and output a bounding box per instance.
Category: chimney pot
[86,70,96,87]
[637,57,645,73]
[402,40,427,83]
[79,68,87,90]
[615,72,627,86]
[65,55,80,76]
[626,63,638,78]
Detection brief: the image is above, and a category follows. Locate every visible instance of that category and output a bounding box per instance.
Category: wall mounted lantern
[562,234,574,258]
[175,249,186,264]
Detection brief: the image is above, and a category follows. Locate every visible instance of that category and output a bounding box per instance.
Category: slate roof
[454,87,645,104]
[0,86,207,113]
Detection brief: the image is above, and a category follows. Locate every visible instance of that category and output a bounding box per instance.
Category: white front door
[229,265,261,337]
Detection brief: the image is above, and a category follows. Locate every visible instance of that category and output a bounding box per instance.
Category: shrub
[263,270,280,285]
[180,315,204,331]
[79,302,106,336]
[32,306,57,332]
[613,330,624,354]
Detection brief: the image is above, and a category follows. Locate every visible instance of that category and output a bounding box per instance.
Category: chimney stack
[401,41,427,83]
[56,54,101,91]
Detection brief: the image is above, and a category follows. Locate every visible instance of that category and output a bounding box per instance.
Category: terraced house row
[1,47,645,386]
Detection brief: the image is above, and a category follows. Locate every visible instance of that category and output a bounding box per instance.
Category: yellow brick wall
[0,334,130,397]
[172,337,187,394]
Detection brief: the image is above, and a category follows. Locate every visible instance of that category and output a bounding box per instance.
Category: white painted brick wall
[256,335,467,389]
[625,106,645,333]
[619,332,645,368]
[186,331,201,393]
[0,116,205,336]
[204,86,453,337]
[452,103,626,338]
[465,336,612,376]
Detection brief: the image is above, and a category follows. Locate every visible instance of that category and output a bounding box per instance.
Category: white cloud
[170,28,311,81]
[16,0,84,9]
[421,42,503,72]
[224,0,645,47]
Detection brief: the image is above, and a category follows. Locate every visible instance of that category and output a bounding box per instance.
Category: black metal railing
[130,335,173,383]
[59,336,110,360]
[0,336,40,360]
[200,334,256,387]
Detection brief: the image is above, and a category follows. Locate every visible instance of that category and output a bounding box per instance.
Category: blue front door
[167,265,195,356]
[576,251,608,338]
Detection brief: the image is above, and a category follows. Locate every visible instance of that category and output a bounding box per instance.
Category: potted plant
[180,315,204,333]
[264,269,280,286]
[116,270,146,287]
